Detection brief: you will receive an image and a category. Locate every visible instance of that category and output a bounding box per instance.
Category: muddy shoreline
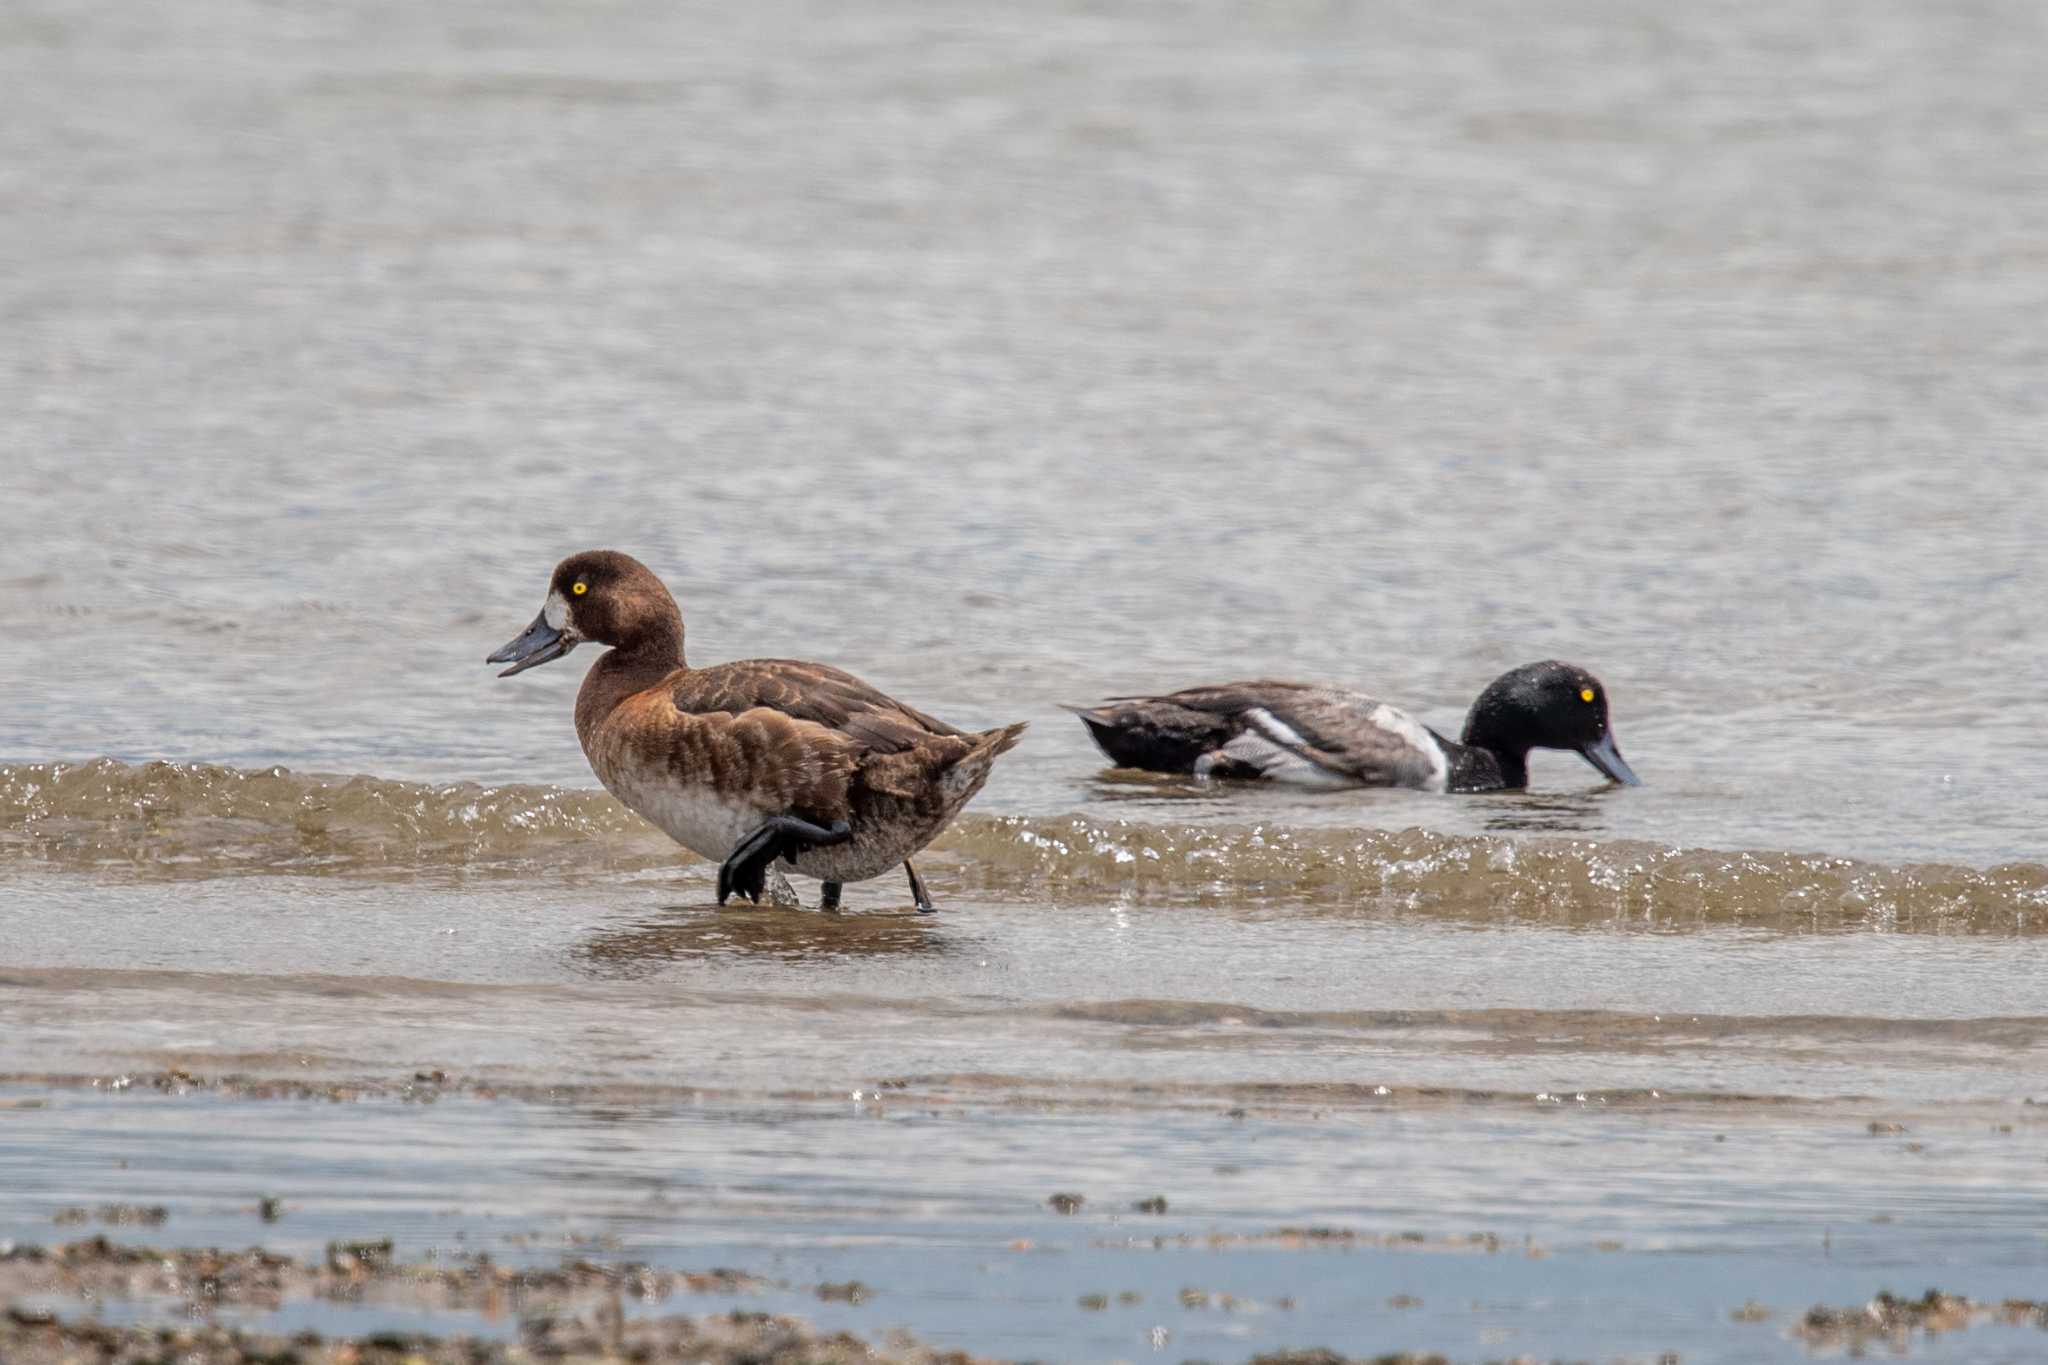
[8,1233,2048,1365]
[0,1305,990,1365]
[0,1237,980,1363]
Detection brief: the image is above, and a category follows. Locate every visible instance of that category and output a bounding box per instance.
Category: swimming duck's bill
[1579,731,1641,786]
[487,610,576,677]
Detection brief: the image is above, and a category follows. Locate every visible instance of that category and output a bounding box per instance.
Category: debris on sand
[1250,1354,1682,1365]
[1788,1289,2048,1349]
[51,1204,169,1227]
[325,1237,395,1272]
[0,1237,770,1316]
[0,1305,998,1364]
[0,1241,992,1364]
[1170,1286,1286,1314]
[1247,1352,1453,1364]
[1103,1226,1513,1255]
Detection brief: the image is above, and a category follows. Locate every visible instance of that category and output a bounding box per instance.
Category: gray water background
[4,0,2046,864]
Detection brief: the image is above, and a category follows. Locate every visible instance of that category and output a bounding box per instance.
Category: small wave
[4,760,2046,931]
[0,758,672,878]
[947,815,2048,933]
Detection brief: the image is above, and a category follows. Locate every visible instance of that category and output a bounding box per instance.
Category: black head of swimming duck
[487,550,684,677]
[1458,660,1639,789]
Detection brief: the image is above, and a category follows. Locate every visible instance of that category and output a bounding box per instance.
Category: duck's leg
[904,860,936,914]
[819,881,843,913]
[718,816,852,906]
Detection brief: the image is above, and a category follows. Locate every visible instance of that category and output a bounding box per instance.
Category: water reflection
[1478,791,1612,835]
[1086,770,1627,838]
[1083,771,1332,824]
[1086,770,1216,801]
[573,907,950,976]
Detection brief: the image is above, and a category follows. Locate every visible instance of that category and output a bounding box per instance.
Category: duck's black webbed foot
[819,881,844,913]
[904,860,936,914]
[717,816,852,906]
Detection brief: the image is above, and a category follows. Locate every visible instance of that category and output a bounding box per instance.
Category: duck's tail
[1061,698,1217,773]
[1058,702,1128,760]
[937,720,1028,805]
[1056,701,1116,734]
[975,720,1031,756]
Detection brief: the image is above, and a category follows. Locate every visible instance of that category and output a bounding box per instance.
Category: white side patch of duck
[1365,703,1451,792]
[1212,708,1356,790]
[602,765,765,863]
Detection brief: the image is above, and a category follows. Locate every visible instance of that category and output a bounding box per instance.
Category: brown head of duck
[489,549,682,678]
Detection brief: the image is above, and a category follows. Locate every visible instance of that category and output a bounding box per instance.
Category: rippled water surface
[4,0,2047,1360]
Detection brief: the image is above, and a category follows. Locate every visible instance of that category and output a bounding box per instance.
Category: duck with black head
[1067,660,1639,793]
[488,551,1027,912]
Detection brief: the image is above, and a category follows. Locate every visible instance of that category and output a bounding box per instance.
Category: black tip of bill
[1580,730,1642,786]
[487,611,572,678]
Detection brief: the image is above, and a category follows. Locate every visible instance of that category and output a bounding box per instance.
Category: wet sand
[3,1291,988,1365]
[5,1070,2048,1362]
[12,1227,2030,1363]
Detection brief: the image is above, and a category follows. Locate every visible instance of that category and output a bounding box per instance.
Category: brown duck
[488,550,1026,911]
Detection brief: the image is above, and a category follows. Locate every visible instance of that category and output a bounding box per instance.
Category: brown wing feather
[1120,680,1325,712]
[674,659,969,754]
[668,659,1012,814]
[598,690,862,823]
[1088,682,1438,786]
[1237,688,1420,782]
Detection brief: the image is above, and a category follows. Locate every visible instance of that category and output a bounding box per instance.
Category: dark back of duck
[1069,700,1236,774]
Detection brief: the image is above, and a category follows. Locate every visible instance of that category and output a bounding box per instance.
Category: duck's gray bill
[487,611,571,677]
[1580,731,1641,786]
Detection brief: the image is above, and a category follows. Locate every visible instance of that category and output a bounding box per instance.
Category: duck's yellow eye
[572,581,588,596]
[1580,687,1596,703]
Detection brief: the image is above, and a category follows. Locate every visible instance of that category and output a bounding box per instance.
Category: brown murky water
[3,0,2047,1360]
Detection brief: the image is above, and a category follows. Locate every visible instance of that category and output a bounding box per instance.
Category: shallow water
[4,1087,2048,1363]
[5,0,2048,1360]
